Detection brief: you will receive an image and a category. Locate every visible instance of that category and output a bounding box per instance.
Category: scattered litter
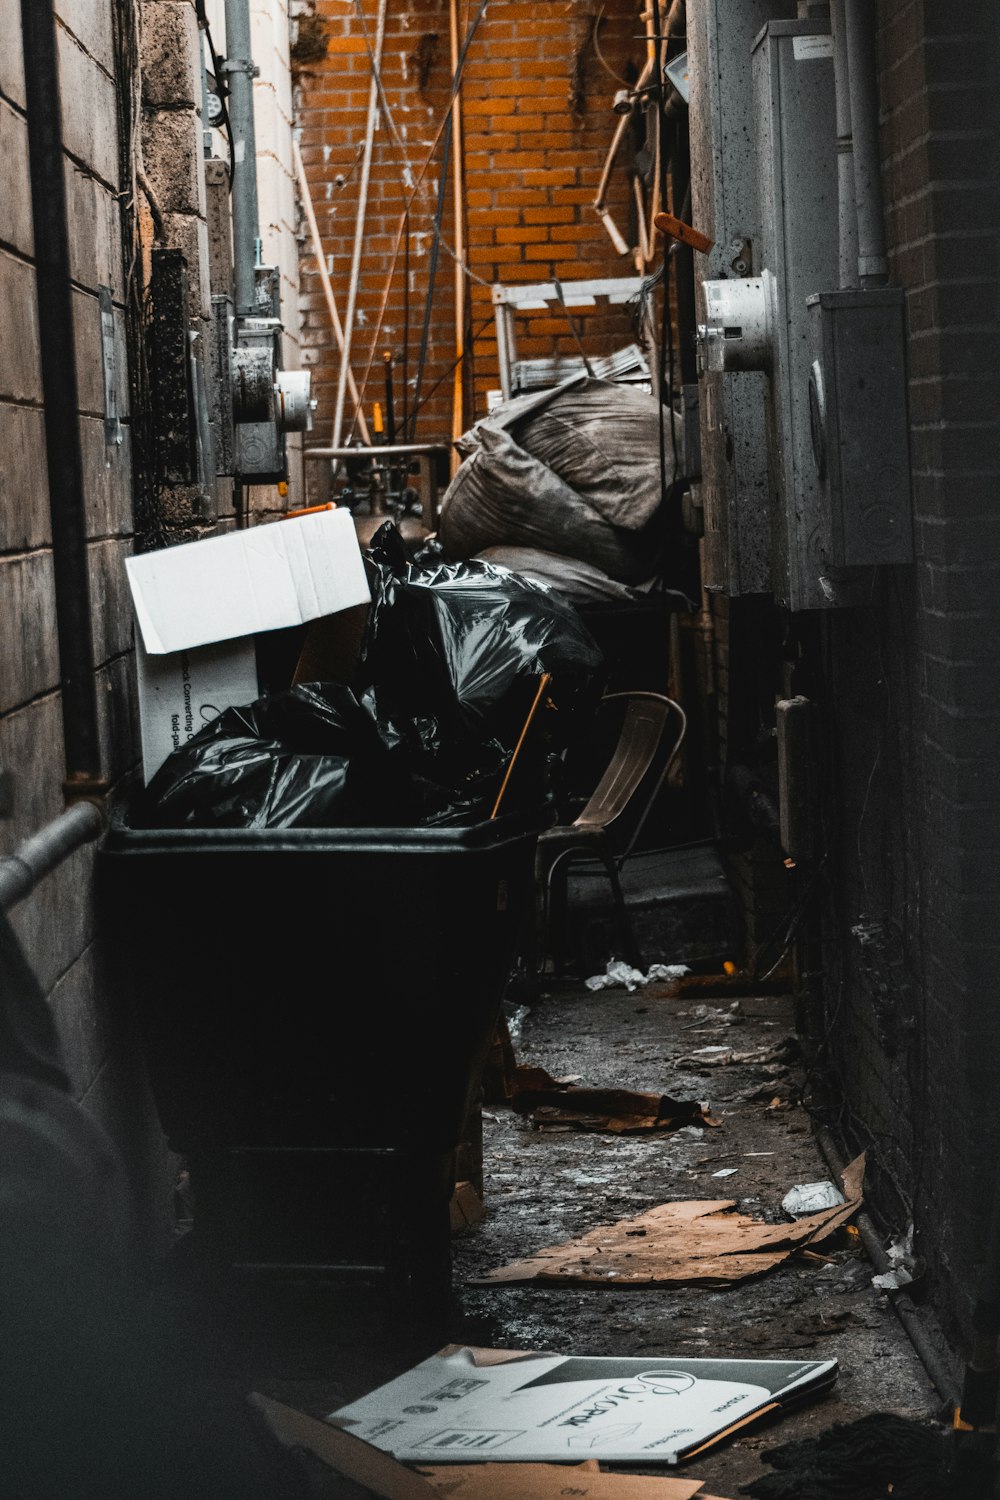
[449,1181,485,1234]
[508,1063,718,1135]
[712,1168,739,1179]
[673,1125,705,1141]
[328,1344,837,1468]
[872,1223,922,1291]
[474,1155,865,1287]
[586,959,691,993]
[782,1181,846,1218]
[681,1001,745,1032]
[505,1004,531,1047]
[675,1038,798,1071]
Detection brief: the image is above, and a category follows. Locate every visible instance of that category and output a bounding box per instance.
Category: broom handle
[490,674,552,821]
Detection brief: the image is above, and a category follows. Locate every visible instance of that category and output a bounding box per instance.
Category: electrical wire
[592,3,630,88]
[409,314,493,425]
[409,111,454,441]
[195,0,236,187]
[342,0,489,442]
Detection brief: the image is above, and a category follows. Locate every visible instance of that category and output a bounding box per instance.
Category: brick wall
[815,0,1000,1344]
[296,0,651,484]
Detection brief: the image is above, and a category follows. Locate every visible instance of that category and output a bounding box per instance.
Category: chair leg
[599,849,641,970]
[546,850,573,977]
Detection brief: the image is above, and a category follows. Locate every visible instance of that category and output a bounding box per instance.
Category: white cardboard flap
[126,509,370,655]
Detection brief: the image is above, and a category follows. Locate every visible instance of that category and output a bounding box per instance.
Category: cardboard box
[125,509,370,781]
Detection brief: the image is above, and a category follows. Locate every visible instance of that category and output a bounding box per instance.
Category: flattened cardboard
[253,1395,438,1500]
[509,1064,719,1134]
[255,1396,734,1500]
[328,1345,838,1466]
[420,1460,708,1497]
[126,507,369,656]
[474,1156,864,1288]
[134,637,259,783]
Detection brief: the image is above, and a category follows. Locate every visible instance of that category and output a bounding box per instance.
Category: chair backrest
[572,691,686,858]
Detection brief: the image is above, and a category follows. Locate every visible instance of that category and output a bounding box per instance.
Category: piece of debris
[585,959,691,993]
[508,1063,719,1134]
[329,1345,837,1468]
[712,1167,739,1179]
[872,1222,923,1291]
[782,1181,846,1218]
[473,1156,864,1287]
[422,1461,721,1498]
[449,1181,485,1234]
[675,1038,799,1071]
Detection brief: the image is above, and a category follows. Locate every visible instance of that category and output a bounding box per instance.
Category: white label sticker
[793,34,833,60]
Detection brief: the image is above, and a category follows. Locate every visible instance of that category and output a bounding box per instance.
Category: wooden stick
[292,136,371,446]
[332,0,387,452]
[490,674,553,821]
[449,0,466,474]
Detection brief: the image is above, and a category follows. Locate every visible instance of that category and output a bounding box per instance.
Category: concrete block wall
[295,0,645,485]
[0,0,171,1244]
[0,0,309,1259]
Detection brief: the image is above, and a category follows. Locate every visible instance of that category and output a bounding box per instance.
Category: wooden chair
[536,691,687,974]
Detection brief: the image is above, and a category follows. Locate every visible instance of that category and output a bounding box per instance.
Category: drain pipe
[815,1126,959,1405]
[843,0,888,286]
[829,1,860,290]
[224,0,261,318]
[0,804,104,914]
[19,0,105,803]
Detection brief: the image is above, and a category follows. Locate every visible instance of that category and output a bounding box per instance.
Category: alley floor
[159,974,945,1497]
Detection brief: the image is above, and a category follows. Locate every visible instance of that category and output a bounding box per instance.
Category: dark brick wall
[812,0,1000,1345]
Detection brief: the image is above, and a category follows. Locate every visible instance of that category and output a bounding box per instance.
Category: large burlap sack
[440,376,676,585]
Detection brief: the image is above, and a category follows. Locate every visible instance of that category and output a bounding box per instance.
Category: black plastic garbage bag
[135,684,409,830]
[138,528,604,831]
[362,524,604,756]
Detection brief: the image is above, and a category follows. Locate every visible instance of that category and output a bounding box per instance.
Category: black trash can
[101,802,548,1299]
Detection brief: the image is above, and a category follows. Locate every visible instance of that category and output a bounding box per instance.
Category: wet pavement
[176,974,943,1497]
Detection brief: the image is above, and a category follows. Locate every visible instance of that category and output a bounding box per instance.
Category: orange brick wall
[295,0,650,489]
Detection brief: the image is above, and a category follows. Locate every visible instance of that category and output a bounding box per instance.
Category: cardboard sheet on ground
[255,1395,735,1497]
[510,1065,719,1134]
[474,1156,864,1287]
[328,1346,837,1466]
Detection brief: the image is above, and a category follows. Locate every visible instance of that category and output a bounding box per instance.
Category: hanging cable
[409,112,453,442]
[195,0,236,186]
[343,0,490,444]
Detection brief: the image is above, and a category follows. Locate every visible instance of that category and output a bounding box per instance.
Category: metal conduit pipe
[19,0,105,799]
[224,0,261,317]
[815,1126,960,1406]
[0,803,104,915]
[843,0,889,285]
[829,0,860,290]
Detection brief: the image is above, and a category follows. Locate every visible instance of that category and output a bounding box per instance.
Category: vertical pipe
[449,0,466,473]
[19,0,104,794]
[844,0,888,285]
[332,0,388,452]
[830,0,860,290]
[224,0,261,318]
[292,136,371,443]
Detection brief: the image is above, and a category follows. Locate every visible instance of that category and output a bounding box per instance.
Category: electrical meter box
[807,289,913,568]
[753,19,847,611]
[688,0,797,596]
